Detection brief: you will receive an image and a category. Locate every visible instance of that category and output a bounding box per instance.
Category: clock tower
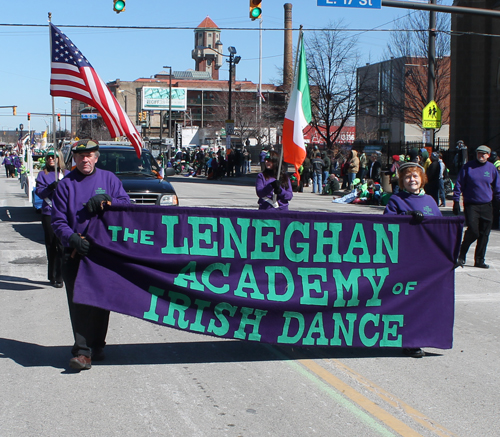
[191,16,223,80]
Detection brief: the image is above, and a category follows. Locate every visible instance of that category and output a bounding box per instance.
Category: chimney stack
[283,3,293,94]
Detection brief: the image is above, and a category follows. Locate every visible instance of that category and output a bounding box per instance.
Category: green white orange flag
[282,34,312,178]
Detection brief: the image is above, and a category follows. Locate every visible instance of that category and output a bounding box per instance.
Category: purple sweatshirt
[35,169,70,216]
[384,191,442,217]
[453,159,500,204]
[51,168,130,247]
[255,173,293,210]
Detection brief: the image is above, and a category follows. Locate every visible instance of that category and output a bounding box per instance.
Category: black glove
[453,201,460,216]
[271,179,282,195]
[271,179,281,189]
[405,210,424,224]
[48,181,58,190]
[69,233,90,256]
[86,194,112,214]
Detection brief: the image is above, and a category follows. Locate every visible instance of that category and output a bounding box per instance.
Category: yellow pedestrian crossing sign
[422,100,442,129]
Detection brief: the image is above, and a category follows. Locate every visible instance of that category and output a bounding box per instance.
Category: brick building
[70,17,286,149]
[356,56,450,147]
[450,0,500,152]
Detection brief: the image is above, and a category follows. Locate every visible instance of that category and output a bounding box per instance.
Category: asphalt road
[1,168,499,436]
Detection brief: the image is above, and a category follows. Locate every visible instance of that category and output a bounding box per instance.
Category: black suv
[64,144,179,206]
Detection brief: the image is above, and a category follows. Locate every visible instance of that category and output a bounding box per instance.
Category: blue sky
[1,0,450,133]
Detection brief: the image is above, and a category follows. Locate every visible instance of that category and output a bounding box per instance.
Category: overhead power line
[0,23,436,32]
[2,23,499,38]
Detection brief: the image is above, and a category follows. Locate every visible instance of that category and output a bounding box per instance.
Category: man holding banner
[51,139,130,371]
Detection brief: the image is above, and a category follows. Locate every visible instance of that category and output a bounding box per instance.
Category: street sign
[422,100,442,129]
[225,120,234,135]
[317,0,381,9]
[81,113,98,119]
[175,123,182,148]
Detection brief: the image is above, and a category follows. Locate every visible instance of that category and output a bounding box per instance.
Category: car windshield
[95,149,159,175]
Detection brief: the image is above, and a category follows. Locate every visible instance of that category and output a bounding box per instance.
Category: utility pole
[428,0,436,148]
[162,65,173,159]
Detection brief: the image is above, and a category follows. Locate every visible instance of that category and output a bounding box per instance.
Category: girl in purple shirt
[255,150,293,210]
[384,162,441,359]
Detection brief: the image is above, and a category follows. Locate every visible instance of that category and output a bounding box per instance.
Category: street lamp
[227,46,242,122]
[117,89,128,113]
[118,89,136,116]
[162,66,173,150]
[198,45,241,148]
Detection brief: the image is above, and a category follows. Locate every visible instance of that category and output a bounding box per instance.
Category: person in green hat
[453,145,500,269]
[51,139,130,371]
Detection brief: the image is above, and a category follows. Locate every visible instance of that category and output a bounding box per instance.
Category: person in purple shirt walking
[51,139,130,371]
[35,149,70,288]
[2,152,14,178]
[384,162,441,359]
[453,145,500,269]
[256,150,293,210]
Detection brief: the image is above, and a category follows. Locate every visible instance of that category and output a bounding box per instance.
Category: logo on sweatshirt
[484,171,491,178]
[423,205,434,216]
[95,188,107,195]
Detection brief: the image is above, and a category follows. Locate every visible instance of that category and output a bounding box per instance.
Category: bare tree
[384,9,451,127]
[211,91,281,147]
[76,118,115,141]
[305,22,361,150]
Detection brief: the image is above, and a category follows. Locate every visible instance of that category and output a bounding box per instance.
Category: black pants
[459,202,493,263]
[41,214,63,283]
[62,252,110,358]
[492,199,500,230]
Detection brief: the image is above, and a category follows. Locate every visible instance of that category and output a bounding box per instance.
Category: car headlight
[159,194,179,206]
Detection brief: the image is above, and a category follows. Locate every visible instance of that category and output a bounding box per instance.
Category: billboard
[142,87,187,111]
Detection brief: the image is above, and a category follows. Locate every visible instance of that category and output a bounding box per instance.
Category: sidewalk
[0,168,47,281]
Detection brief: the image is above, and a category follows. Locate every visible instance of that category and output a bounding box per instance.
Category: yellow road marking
[300,358,424,437]
[329,359,456,437]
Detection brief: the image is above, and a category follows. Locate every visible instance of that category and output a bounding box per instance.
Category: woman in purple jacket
[35,150,70,288]
[384,162,441,359]
[255,150,293,210]
[384,162,442,220]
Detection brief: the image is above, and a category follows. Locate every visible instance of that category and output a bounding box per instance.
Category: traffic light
[27,113,31,121]
[113,0,126,13]
[138,112,143,122]
[57,113,61,122]
[249,0,262,20]
[13,106,17,116]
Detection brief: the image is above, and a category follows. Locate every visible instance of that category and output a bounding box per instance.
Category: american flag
[49,23,142,157]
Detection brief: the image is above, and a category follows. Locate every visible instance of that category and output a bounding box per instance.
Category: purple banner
[74,205,463,349]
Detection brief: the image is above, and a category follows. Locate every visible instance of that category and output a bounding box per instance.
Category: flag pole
[48,12,59,181]
[276,26,304,185]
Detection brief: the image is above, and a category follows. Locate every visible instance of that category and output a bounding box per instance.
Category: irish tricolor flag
[283,34,312,179]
